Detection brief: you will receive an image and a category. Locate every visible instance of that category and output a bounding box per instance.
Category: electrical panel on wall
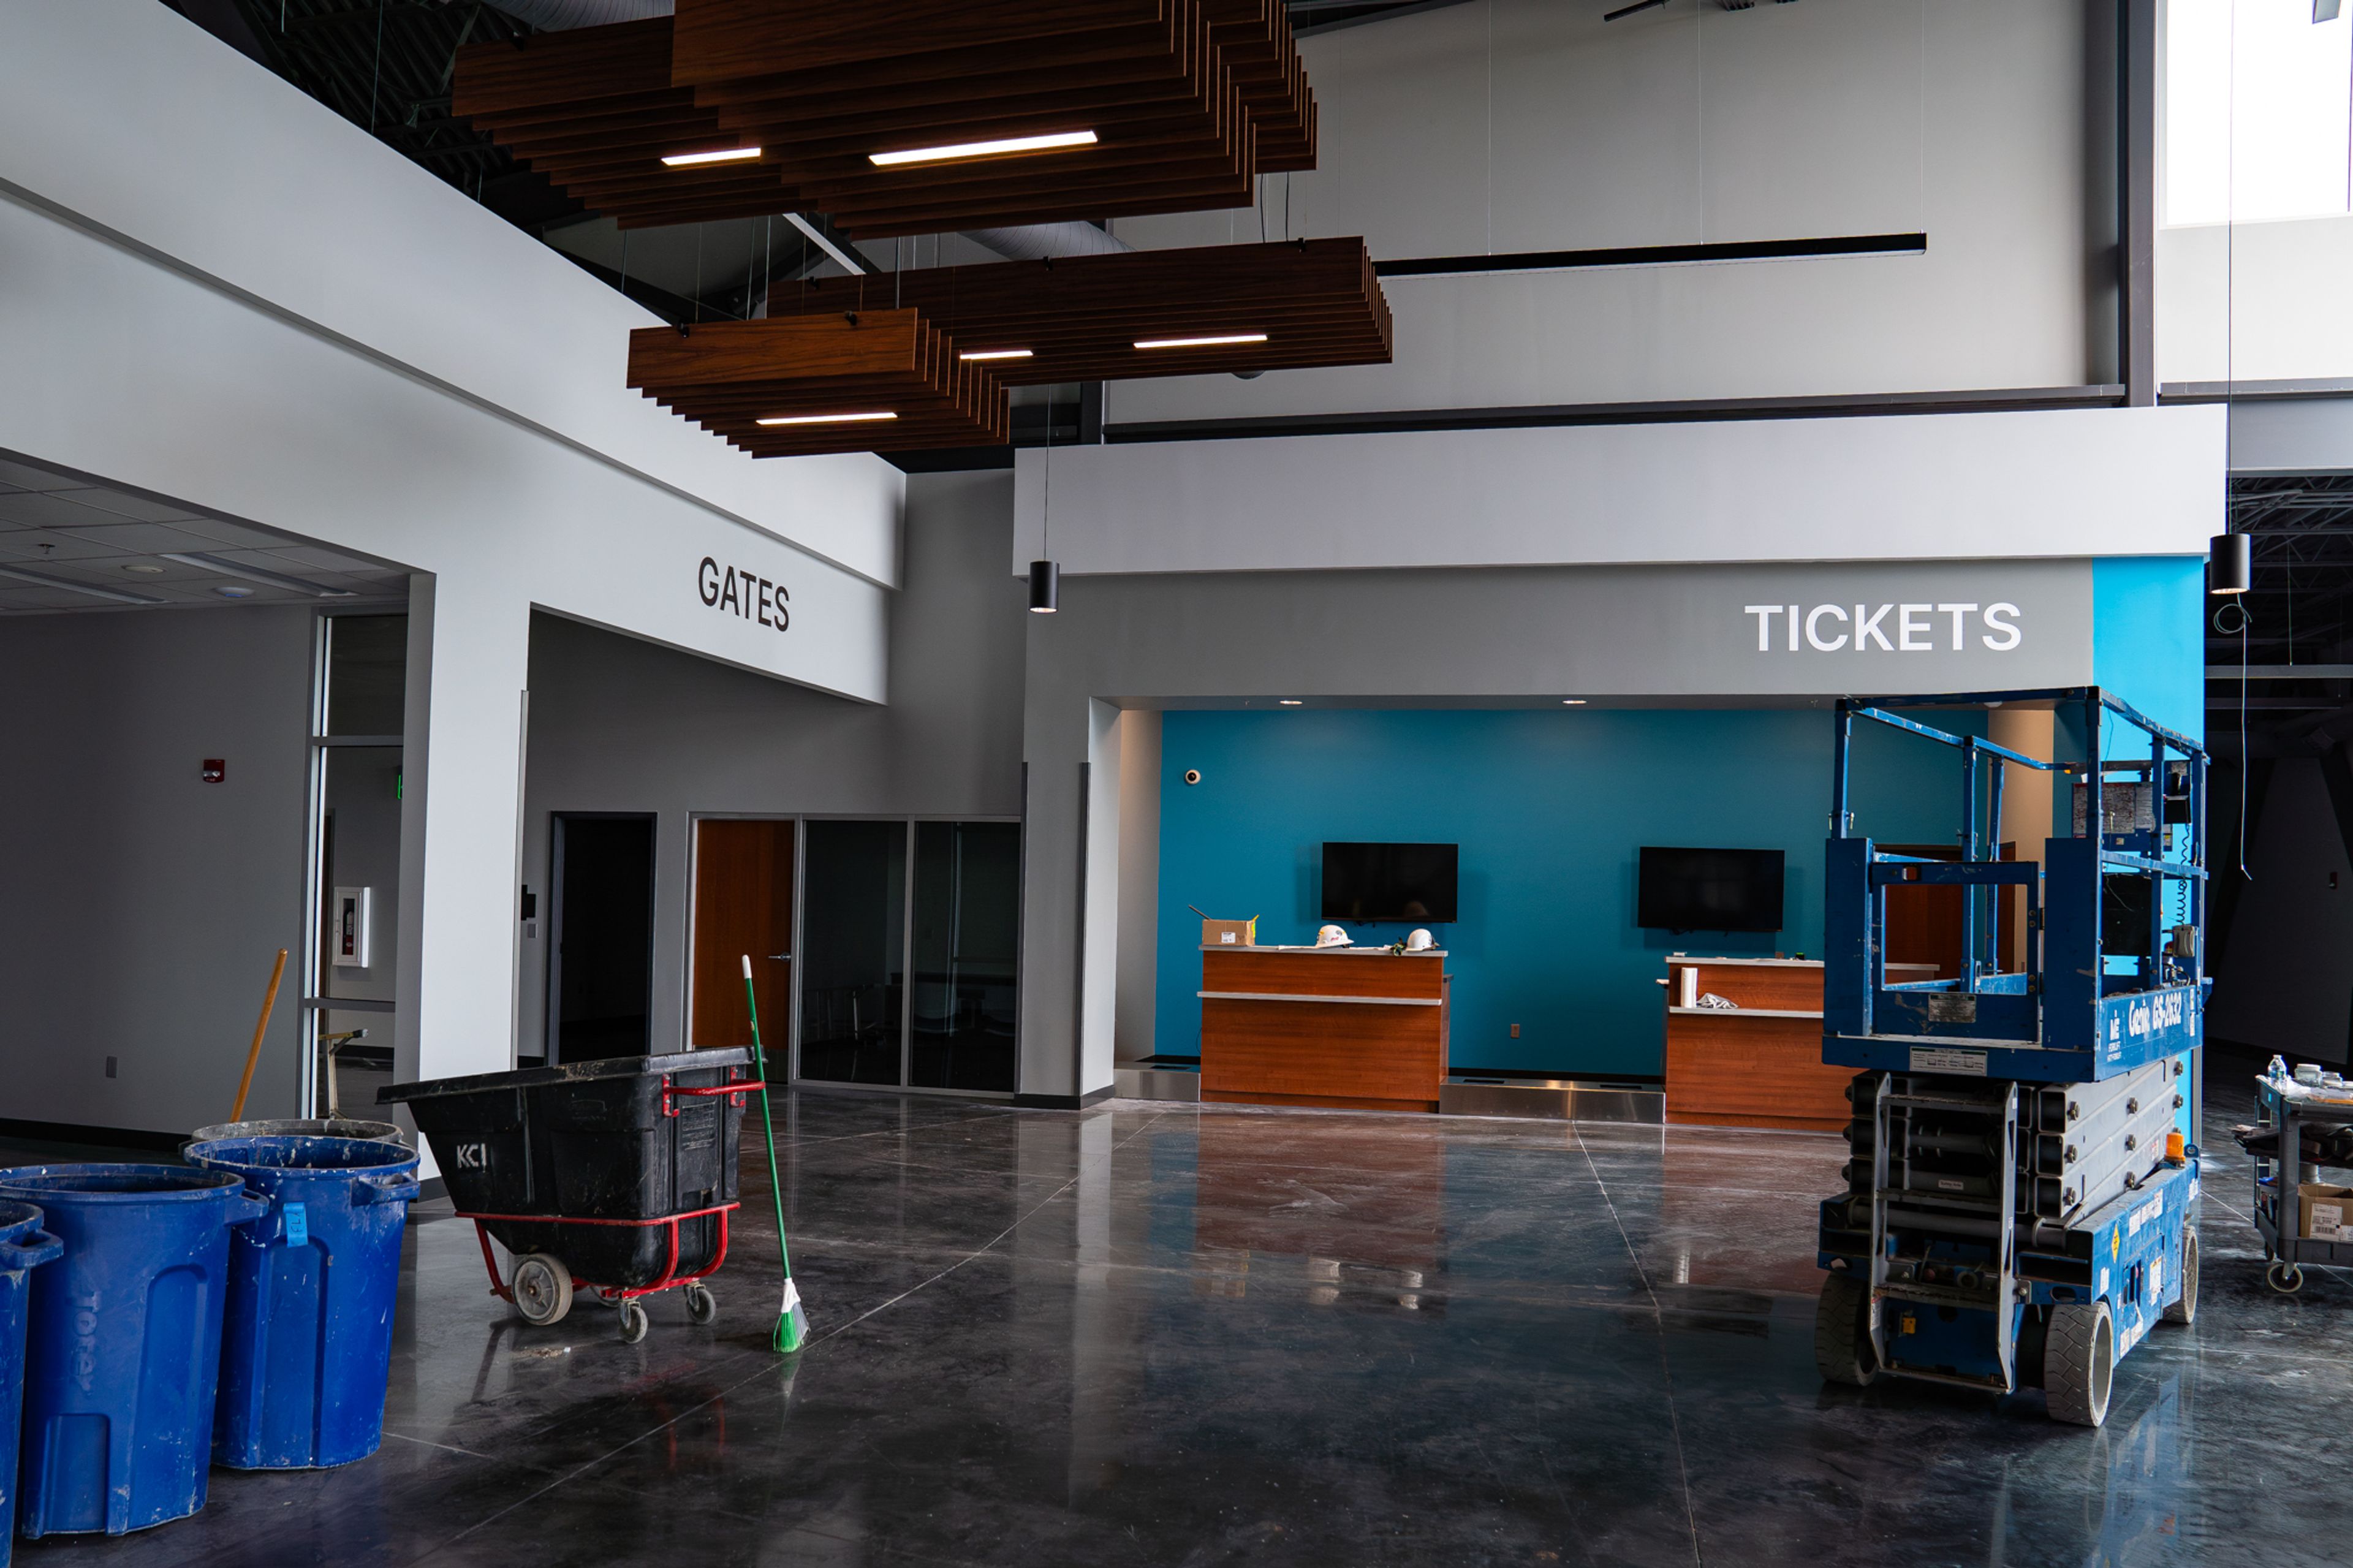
[333,886,372,969]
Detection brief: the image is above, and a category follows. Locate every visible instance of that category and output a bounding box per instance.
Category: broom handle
[230,948,289,1123]
[741,956,794,1282]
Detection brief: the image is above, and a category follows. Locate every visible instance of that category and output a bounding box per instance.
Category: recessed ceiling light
[122,563,165,575]
[214,585,256,599]
[1279,699,1304,705]
[161,551,357,599]
[959,349,1034,362]
[870,130,1097,167]
[1563,699,1587,705]
[1134,333,1268,350]
[662,146,762,167]
[755,411,898,426]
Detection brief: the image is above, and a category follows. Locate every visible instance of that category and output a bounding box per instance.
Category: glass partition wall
[692,817,1020,1096]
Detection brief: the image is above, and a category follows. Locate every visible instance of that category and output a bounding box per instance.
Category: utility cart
[1812,688,2206,1427]
[2249,1070,2353,1293]
[381,1048,759,1343]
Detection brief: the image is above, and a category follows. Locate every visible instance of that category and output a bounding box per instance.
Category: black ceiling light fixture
[1029,401,1061,615]
[2208,531,2251,596]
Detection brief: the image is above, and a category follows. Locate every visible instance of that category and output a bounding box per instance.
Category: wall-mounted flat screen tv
[1321,842,1458,923]
[1637,846,1784,933]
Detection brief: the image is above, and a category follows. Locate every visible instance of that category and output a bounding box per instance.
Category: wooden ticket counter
[1199,946,1449,1113]
[1661,955,1933,1131]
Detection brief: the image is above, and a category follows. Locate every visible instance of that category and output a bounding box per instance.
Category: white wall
[1014,405,2224,577]
[0,608,313,1134]
[1110,0,2102,420]
[2158,218,2353,386]
[0,0,907,1152]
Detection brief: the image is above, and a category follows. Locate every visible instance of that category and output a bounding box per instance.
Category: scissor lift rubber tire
[1813,1274,1877,1387]
[2044,1301,2115,1428]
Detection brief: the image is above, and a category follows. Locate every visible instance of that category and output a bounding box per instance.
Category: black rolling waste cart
[381,1049,760,1343]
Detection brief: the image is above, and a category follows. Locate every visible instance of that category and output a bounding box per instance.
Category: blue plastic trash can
[0,1165,266,1536]
[183,1135,421,1469]
[0,1203,63,1564]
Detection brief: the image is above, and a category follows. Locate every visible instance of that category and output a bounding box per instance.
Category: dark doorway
[548,813,656,1063]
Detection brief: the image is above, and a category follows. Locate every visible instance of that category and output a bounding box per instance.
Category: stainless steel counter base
[1439,1077,1665,1124]
[1114,1063,1203,1103]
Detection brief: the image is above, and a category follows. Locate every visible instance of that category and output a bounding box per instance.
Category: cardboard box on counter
[1201,917,1257,947]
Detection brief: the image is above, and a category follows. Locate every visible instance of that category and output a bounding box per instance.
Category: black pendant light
[1030,396,1061,615]
[2209,532,2251,596]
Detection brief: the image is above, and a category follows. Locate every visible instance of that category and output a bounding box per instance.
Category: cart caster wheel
[2043,1301,2114,1428]
[2162,1227,2199,1325]
[510,1254,573,1327]
[618,1300,650,1344]
[684,1284,718,1325]
[2266,1260,2305,1295]
[1812,1273,1876,1387]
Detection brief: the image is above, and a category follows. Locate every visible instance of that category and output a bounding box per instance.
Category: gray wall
[0,605,313,1134]
[1018,557,2107,1101]
[518,472,1027,1059]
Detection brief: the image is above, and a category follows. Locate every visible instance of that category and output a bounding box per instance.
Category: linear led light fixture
[662,146,762,167]
[756,411,898,426]
[783,212,868,277]
[1377,232,1928,280]
[0,562,163,605]
[1134,333,1268,350]
[870,131,1097,168]
[960,349,1034,362]
[161,551,357,598]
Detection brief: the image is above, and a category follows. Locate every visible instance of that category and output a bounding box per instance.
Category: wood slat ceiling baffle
[626,308,1012,456]
[785,238,1392,384]
[451,2,1313,238]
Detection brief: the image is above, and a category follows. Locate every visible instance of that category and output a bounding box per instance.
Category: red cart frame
[461,1076,762,1308]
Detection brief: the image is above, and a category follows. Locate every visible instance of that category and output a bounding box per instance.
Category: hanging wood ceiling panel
[451,0,1313,239]
[626,308,1011,456]
[781,238,1391,385]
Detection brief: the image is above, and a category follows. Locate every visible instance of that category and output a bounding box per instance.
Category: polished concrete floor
[14,1072,2344,1568]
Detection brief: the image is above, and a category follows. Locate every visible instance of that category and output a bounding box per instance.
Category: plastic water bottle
[2268,1055,2289,1084]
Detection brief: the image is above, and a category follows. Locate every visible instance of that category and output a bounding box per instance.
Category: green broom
[742,955,809,1354]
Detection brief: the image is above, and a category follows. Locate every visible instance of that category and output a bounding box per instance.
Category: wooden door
[691,819,795,1052]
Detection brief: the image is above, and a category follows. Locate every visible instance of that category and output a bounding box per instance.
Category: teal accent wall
[2092,557,2206,743]
[1155,708,1980,1078]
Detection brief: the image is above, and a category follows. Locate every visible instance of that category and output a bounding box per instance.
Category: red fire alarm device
[201,759,226,784]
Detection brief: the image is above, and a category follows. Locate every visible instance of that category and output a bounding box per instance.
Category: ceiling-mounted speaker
[626,308,1010,455]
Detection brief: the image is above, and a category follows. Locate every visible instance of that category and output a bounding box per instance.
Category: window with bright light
[2165,0,2353,225]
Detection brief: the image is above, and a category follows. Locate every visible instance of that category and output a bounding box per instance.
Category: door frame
[687,812,1023,1100]
[545,811,659,1066]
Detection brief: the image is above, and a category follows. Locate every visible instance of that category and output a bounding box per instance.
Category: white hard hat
[1314,924,1352,948]
[1404,928,1434,952]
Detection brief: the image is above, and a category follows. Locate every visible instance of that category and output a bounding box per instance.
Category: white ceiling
[0,456,409,615]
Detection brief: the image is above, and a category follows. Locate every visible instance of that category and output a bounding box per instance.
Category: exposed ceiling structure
[0,456,408,614]
[2210,475,2353,759]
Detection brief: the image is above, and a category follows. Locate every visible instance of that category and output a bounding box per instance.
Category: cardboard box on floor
[2300,1182,2353,1240]
[1201,917,1257,948]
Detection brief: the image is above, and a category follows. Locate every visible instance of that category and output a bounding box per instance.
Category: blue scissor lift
[1812,687,2206,1427]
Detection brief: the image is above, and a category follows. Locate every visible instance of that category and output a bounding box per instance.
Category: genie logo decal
[699,556,790,632]
[2126,992,2188,1040]
[1743,602,2022,654]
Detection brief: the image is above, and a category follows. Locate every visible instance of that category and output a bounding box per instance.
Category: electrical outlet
[1509,1023,1520,1038]
[104,1056,117,1078]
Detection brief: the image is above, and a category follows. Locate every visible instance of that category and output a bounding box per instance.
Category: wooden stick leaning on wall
[229,949,290,1123]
